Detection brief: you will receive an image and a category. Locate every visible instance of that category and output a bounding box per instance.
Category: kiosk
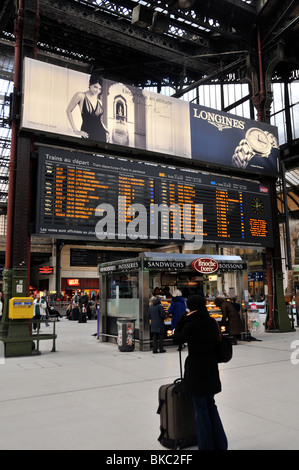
[98,252,247,351]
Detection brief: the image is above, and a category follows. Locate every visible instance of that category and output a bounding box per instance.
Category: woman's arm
[66,92,89,138]
[98,100,110,141]
[159,305,166,320]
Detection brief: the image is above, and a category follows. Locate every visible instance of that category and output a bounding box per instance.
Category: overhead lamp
[150,11,169,33]
[131,5,153,28]
[167,0,196,10]
[178,0,196,8]
[131,4,169,34]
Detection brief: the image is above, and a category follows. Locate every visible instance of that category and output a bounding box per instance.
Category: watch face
[245,128,272,155]
[251,197,264,214]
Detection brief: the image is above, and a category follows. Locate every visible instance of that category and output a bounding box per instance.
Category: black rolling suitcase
[78,312,87,323]
[157,348,197,449]
[78,306,87,323]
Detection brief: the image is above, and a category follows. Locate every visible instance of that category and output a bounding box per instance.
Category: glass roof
[0,32,298,217]
[285,168,299,187]
[0,75,12,208]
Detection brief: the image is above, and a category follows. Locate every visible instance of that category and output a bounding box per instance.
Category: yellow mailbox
[9,297,34,319]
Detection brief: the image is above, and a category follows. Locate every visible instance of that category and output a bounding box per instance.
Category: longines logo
[193,108,245,131]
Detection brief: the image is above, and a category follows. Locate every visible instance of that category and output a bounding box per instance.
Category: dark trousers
[192,395,228,450]
[152,332,164,352]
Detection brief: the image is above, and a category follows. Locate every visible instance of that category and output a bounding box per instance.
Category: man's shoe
[160,349,166,353]
[153,350,158,354]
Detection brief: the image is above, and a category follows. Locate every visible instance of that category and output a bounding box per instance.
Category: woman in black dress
[66,75,110,142]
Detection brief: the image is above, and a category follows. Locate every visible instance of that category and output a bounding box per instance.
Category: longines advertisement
[21,57,279,176]
[190,104,280,175]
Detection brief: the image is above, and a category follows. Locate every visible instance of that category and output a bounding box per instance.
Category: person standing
[173,295,228,450]
[73,290,79,304]
[0,292,3,322]
[162,286,172,299]
[168,289,187,331]
[148,296,166,353]
[214,297,243,344]
[33,293,41,330]
[295,289,299,327]
[40,296,50,327]
[79,291,89,313]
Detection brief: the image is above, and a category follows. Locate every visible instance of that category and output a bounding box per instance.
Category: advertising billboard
[21,58,280,176]
[21,57,191,160]
[190,104,280,175]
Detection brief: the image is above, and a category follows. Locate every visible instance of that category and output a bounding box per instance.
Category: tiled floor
[0,318,298,450]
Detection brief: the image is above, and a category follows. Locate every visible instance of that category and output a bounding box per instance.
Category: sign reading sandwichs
[144,260,186,269]
[21,58,280,176]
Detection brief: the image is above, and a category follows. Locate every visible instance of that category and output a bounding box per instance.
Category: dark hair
[187,295,208,315]
[89,75,103,87]
[214,297,224,307]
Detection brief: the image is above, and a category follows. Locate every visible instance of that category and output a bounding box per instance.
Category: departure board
[36,147,274,247]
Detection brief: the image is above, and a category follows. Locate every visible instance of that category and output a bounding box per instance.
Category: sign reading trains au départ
[36,147,274,248]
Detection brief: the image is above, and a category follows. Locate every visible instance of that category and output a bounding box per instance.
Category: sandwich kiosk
[98,252,247,350]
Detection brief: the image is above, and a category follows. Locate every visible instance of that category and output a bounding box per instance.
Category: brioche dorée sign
[191,257,219,274]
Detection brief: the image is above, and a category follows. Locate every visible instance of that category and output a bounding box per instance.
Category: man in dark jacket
[173,295,227,450]
[148,297,166,353]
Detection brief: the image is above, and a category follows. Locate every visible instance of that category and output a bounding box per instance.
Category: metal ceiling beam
[172,55,247,98]
[0,0,15,32]
[38,0,217,77]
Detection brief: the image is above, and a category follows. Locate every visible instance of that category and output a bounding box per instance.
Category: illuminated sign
[39,266,54,274]
[36,147,274,247]
[192,257,219,274]
[67,279,80,286]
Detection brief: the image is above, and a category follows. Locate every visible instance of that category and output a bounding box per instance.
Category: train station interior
[0,0,298,452]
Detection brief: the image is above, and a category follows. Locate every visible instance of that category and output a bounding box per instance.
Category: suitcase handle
[178,346,183,379]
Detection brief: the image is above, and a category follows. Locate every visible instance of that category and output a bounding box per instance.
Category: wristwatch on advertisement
[232,127,279,169]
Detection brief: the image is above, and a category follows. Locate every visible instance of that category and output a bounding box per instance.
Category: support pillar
[2,136,34,356]
[250,29,292,332]
[0,1,40,356]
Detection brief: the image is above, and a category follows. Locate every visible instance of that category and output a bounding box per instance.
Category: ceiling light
[167,0,196,10]
[131,5,153,28]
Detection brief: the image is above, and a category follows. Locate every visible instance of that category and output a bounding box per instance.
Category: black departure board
[36,147,274,247]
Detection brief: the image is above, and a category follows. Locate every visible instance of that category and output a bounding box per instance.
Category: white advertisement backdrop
[21,57,191,159]
[21,58,280,176]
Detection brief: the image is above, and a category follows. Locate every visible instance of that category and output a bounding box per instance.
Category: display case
[161,299,173,337]
[206,300,222,321]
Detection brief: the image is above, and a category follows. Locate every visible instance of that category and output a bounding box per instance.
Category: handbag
[216,334,233,363]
